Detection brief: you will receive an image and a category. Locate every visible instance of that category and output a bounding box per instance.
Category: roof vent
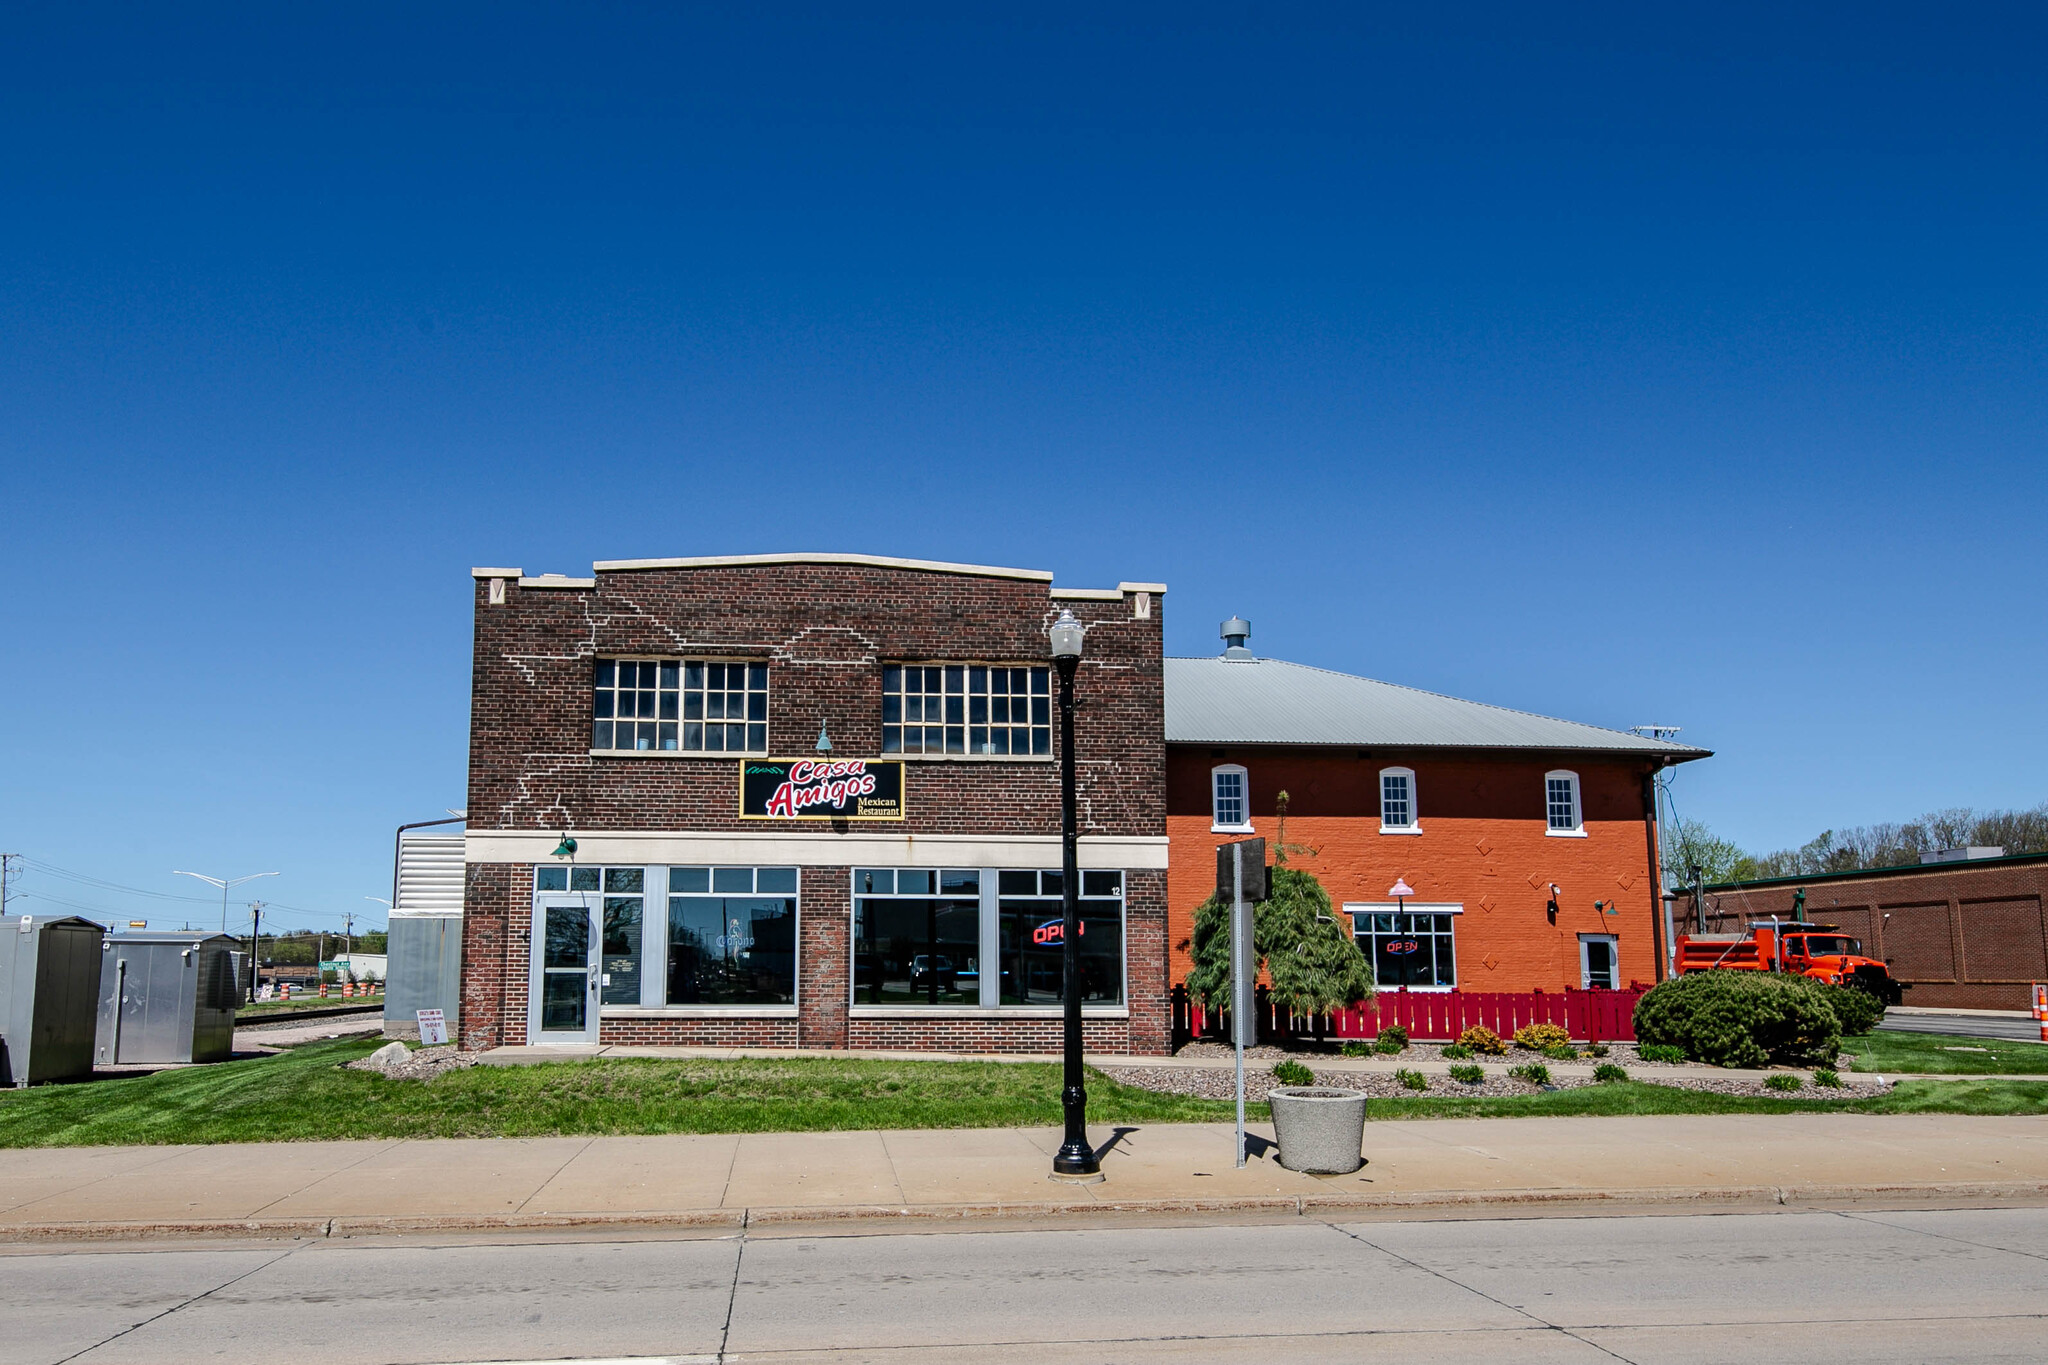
[1920,846,2005,864]
[1220,616,1254,660]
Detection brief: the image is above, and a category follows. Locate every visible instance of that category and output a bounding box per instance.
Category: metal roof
[1164,656,1710,758]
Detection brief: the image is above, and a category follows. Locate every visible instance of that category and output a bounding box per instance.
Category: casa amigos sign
[740,758,905,821]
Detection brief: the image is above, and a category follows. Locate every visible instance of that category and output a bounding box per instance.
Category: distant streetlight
[173,869,278,933]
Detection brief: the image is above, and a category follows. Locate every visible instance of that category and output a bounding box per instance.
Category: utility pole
[247,902,266,1000]
[0,853,18,916]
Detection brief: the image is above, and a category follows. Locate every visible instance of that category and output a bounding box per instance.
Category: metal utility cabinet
[384,829,465,1040]
[95,932,240,1066]
[0,914,107,1086]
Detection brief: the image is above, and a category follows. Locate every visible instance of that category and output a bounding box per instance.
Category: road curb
[6,1179,2045,1244]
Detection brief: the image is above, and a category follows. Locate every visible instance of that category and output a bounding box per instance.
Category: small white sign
[416,1008,449,1047]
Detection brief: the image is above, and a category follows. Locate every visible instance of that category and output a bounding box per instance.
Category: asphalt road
[1878,1010,2042,1042]
[7,1206,2047,1364]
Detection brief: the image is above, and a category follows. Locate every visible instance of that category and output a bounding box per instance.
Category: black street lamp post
[1049,608,1100,1180]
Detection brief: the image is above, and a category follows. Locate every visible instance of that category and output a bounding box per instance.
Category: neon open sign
[1032,919,1088,945]
[1384,940,1421,955]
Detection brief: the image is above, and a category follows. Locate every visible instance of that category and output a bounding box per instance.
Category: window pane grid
[1547,776,1578,829]
[593,659,767,753]
[1213,769,1246,827]
[882,664,1050,755]
[1381,772,1412,828]
[1350,910,1456,989]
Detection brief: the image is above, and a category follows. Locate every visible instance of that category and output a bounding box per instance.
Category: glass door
[1580,934,1619,989]
[530,900,601,1043]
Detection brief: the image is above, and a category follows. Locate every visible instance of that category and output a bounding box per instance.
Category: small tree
[1187,866,1374,1022]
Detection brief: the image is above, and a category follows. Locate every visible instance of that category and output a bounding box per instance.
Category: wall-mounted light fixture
[815,717,833,753]
[551,833,578,860]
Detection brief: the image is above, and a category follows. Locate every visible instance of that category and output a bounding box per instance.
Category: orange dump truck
[1675,921,1905,1005]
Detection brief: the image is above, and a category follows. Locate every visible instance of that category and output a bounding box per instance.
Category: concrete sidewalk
[3,1113,2044,1242]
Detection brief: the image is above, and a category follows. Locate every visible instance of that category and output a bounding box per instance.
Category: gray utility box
[0,915,107,1087]
[384,915,462,1041]
[95,932,240,1066]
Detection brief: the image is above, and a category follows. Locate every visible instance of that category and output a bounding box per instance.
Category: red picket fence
[1174,984,1649,1045]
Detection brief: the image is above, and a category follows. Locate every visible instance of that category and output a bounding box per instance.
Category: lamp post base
[1047,1169,1107,1185]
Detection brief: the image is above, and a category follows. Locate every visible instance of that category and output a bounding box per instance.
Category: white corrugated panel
[395,833,466,916]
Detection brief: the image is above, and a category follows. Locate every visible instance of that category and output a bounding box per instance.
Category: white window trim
[1378,766,1420,835]
[881,661,1054,759]
[1578,933,1620,989]
[1211,764,1253,833]
[849,868,1130,1011]
[592,655,772,756]
[1545,769,1586,836]
[535,863,803,1013]
[1343,901,1462,992]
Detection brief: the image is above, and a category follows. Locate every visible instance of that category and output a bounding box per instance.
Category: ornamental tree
[1187,865,1374,1019]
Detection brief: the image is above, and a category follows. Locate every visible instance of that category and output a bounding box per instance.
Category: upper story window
[1379,767,1419,833]
[1211,765,1250,831]
[1546,770,1584,835]
[593,659,768,754]
[882,665,1051,756]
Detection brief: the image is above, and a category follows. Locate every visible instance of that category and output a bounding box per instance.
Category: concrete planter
[1268,1087,1367,1174]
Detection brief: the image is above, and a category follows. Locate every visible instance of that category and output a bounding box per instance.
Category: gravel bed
[1175,1039,1698,1069]
[1105,1063,1886,1103]
[347,1043,481,1081]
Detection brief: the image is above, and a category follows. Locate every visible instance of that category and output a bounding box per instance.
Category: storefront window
[601,867,643,1006]
[852,868,1125,1007]
[997,869,1123,1004]
[853,868,982,1004]
[666,866,797,1005]
[1349,909,1457,988]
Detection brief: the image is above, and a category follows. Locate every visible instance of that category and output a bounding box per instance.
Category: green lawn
[2,1040,2042,1147]
[1840,1030,2048,1075]
[0,1040,1240,1146]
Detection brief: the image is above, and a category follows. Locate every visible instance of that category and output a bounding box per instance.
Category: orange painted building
[1164,621,1709,997]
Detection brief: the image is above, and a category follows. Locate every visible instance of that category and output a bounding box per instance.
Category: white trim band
[468,830,1170,869]
[591,552,1056,581]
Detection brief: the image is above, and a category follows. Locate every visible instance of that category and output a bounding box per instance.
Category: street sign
[1217,838,1268,902]
[417,1008,449,1047]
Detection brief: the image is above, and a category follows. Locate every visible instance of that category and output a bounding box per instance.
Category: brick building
[1166,621,1708,1000]
[1672,852,2048,1010]
[459,554,1170,1053]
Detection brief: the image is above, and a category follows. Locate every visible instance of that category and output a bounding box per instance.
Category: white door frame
[528,897,602,1044]
[1578,933,1620,989]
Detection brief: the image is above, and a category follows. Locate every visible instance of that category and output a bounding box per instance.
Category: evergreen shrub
[1632,970,1842,1069]
[1395,1068,1429,1091]
[1377,1024,1409,1050]
[1822,984,1887,1036]
[1341,1040,1372,1058]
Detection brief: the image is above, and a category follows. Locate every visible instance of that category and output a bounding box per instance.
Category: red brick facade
[1676,854,2048,1010]
[1167,749,1670,996]
[459,557,1168,1052]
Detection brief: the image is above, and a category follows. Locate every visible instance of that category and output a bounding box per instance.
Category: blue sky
[3,4,2043,934]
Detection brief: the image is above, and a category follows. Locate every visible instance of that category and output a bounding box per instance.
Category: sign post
[1218,838,1267,1167]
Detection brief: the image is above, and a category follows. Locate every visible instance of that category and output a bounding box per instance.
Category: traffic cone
[2033,983,2047,1044]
